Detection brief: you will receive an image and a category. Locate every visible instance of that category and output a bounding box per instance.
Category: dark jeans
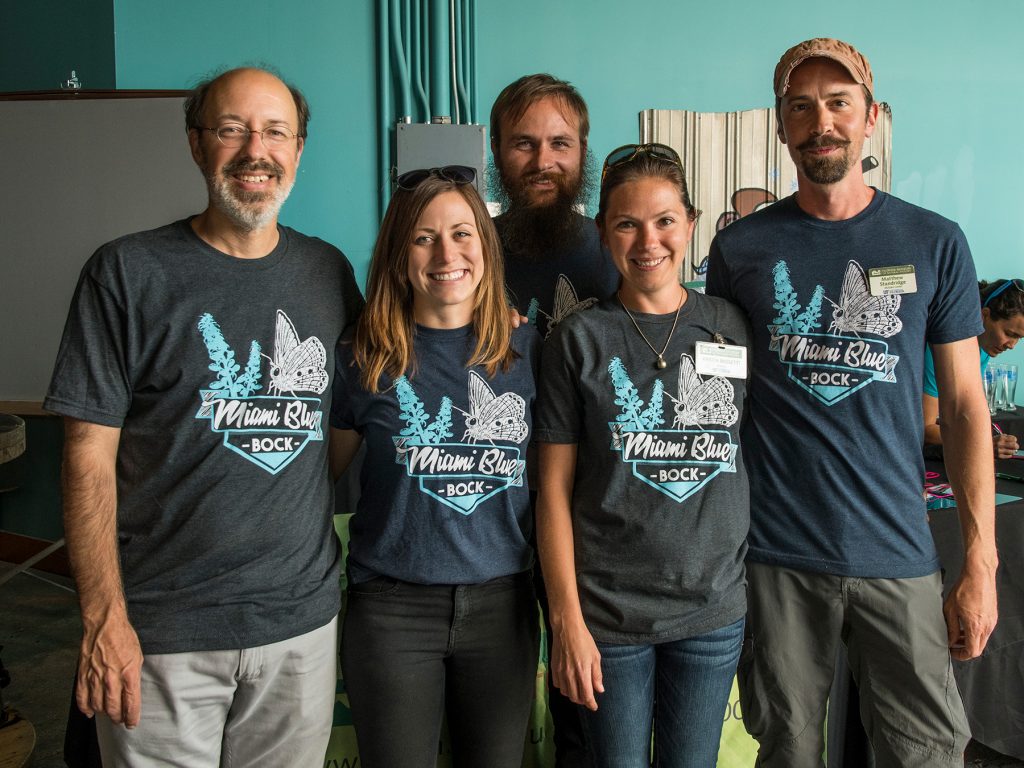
[341,571,539,768]
[580,618,744,768]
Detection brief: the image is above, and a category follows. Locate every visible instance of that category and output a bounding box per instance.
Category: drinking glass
[993,364,1009,411]
[983,367,998,415]
[1006,364,1018,412]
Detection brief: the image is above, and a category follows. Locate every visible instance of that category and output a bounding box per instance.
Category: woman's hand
[994,432,1020,460]
[550,618,604,711]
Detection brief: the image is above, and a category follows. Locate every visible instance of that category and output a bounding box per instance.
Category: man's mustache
[796,136,850,152]
[222,159,284,176]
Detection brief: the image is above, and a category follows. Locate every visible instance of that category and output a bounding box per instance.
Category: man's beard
[490,154,595,258]
[205,158,294,232]
[796,136,856,185]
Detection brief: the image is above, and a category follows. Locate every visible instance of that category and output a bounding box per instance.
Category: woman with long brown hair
[328,166,539,768]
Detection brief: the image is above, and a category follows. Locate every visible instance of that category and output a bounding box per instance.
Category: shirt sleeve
[926,225,984,345]
[329,338,359,430]
[43,251,132,427]
[534,321,584,444]
[704,235,734,303]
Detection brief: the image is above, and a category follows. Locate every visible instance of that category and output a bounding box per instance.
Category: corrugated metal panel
[640,104,893,282]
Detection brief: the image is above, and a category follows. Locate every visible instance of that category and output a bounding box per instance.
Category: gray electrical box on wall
[396,123,488,197]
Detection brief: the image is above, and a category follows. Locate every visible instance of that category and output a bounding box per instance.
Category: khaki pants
[739,563,969,768]
[96,617,337,768]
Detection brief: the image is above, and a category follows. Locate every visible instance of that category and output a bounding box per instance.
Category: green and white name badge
[868,265,917,296]
[695,341,747,379]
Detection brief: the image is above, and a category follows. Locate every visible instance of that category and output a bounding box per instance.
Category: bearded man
[706,39,996,768]
[490,74,618,340]
[45,67,363,767]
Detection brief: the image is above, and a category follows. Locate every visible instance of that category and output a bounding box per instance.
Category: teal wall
[113,0,379,285]
[2,1,1022,540]
[111,0,1024,368]
[0,0,115,91]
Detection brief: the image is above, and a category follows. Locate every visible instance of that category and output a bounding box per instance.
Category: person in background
[329,166,539,768]
[536,143,750,768]
[491,73,619,338]
[706,38,996,767]
[45,67,363,767]
[489,73,620,766]
[923,278,1024,458]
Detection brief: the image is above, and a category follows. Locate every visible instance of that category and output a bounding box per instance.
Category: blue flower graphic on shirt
[607,356,737,503]
[767,260,900,406]
[392,375,526,515]
[194,311,326,474]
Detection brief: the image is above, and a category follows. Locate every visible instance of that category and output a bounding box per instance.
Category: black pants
[341,572,539,768]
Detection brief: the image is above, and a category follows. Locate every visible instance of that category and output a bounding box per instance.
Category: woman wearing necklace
[534,144,751,768]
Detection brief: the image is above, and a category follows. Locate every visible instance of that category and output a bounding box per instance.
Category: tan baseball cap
[774,38,873,98]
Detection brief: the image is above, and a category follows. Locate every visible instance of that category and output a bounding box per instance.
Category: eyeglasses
[395,165,476,190]
[982,278,1024,308]
[601,143,682,184]
[198,124,298,148]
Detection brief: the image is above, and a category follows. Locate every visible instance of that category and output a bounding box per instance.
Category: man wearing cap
[706,38,996,767]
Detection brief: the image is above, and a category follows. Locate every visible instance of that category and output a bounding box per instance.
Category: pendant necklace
[618,289,685,370]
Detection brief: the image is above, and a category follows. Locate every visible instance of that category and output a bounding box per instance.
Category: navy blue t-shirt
[706,191,982,578]
[497,212,620,339]
[331,324,538,585]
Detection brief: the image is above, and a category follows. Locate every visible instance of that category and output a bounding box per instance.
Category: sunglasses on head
[982,278,1024,308]
[395,165,476,191]
[601,143,682,184]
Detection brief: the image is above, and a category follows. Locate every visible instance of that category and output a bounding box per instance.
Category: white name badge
[867,265,917,296]
[695,341,747,379]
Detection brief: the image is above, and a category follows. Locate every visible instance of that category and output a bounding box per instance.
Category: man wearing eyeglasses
[706,38,996,767]
[45,67,362,767]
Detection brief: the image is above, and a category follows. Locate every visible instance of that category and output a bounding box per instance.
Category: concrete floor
[0,562,80,768]
[1,558,1021,768]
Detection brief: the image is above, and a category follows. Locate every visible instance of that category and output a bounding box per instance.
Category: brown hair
[981,279,1024,321]
[184,66,311,138]
[490,73,589,148]
[353,177,515,392]
[596,153,699,225]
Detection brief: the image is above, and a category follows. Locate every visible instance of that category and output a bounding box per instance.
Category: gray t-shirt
[535,291,750,644]
[45,219,364,654]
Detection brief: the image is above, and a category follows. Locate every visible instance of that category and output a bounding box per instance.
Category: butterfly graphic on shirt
[666,354,739,428]
[452,370,529,444]
[537,274,598,338]
[264,310,328,396]
[827,261,902,338]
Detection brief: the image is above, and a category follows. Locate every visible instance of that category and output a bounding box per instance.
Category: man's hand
[943,561,998,661]
[62,418,142,727]
[508,306,528,329]
[77,608,144,727]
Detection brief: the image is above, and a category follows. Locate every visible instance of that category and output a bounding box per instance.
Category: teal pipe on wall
[389,0,412,120]
[429,0,449,121]
[377,0,392,219]
[455,0,471,123]
[412,0,428,121]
